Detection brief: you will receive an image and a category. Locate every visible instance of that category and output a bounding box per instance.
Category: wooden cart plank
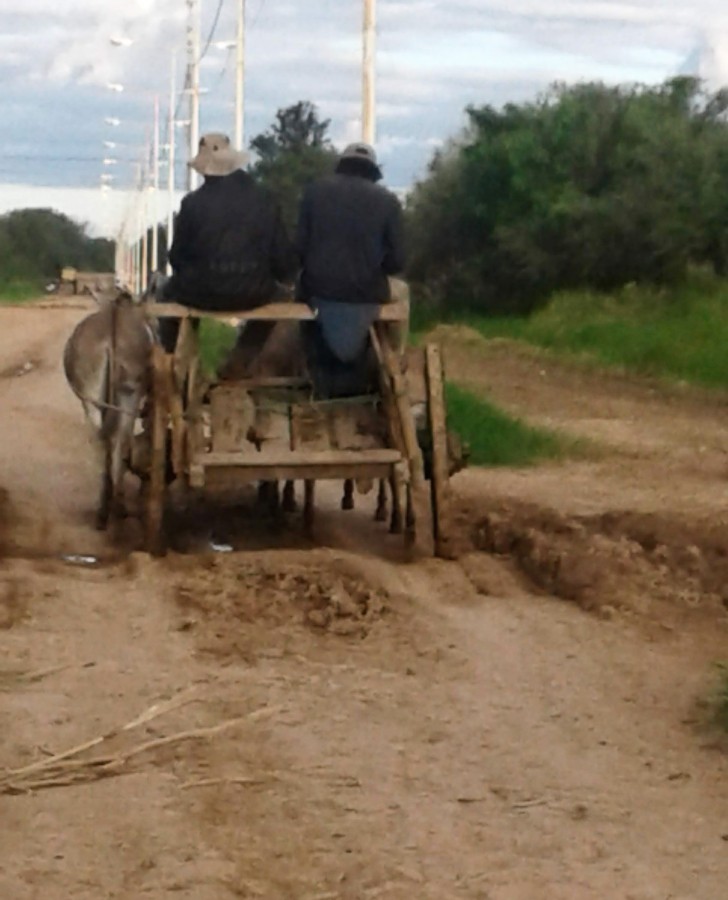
[197,448,402,467]
[209,385,256,452]
[370,325,425,489]
[146,299,409,323]
[218,376,311,389]
[425,343,452,558]
[202,462,396,488]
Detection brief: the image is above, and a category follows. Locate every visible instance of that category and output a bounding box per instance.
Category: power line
[252,0,269,30]
[0,155,139,163]
[198,0,226,63]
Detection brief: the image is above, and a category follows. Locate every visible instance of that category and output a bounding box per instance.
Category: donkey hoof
[282,483,297,513]
[374,507,388,523]
[389,516,404,535]
[341,496,355,511]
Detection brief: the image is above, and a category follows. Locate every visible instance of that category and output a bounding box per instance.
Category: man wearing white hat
[159,132,296,352]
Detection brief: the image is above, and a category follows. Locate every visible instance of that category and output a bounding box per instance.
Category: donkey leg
[109,391,141,521]
[389,473,404,535]
[303,480,316,537]
[268,480,281,516]
[282,480,297,513]
[405,483,416,547]
[341,478,355,511]
[96,440,113,531]
[256,481,269,508]
[374,478,388,522]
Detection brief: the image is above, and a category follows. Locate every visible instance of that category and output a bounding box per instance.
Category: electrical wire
[198,0,226,63]
[0,155,139,163]
[250,0,268,30]
[211,46,234,89]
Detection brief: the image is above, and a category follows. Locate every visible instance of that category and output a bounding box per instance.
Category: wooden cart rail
[189,449,403,488]
[146,299,409,324]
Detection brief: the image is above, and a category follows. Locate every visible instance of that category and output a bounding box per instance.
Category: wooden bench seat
[146,299,409,324]
[189,448,403,488]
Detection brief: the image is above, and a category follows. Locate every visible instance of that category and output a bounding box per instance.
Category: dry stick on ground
[180,776,271,790]
[180,769,360,791]
[1,687,201,783]
[0,660,96,691]
[1,704,285,795]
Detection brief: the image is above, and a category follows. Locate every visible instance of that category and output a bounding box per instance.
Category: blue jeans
[305,298,380,398]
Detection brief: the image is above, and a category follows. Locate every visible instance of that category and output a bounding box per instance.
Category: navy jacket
[296,173,405,305]
[167,170,296,310]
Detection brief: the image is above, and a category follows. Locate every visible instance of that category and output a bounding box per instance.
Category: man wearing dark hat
[296,142,406,397]
[159,132,297,354]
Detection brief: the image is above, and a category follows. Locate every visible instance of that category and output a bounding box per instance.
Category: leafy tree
[0,209,114,286]
[249,101,338,233]
[406,77,728,315]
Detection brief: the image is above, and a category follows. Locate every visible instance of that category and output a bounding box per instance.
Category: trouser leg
[157,316,199,353]
[158,317,180,353]
[233,321,276,355]
[217,321,277,380]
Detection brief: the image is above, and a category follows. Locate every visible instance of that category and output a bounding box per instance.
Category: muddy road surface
[0,303,726,899]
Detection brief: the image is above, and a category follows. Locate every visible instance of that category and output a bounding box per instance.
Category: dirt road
[0,305,726,899]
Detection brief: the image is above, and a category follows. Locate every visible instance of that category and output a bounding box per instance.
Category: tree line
[245,85,728,319]
[406,77,728,316]
[7,79,727,314]
[0,208,114,286]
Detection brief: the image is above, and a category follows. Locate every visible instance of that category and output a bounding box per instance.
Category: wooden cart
[141,297,455,557]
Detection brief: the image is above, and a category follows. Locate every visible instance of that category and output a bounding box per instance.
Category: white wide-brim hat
[188,132,248,177]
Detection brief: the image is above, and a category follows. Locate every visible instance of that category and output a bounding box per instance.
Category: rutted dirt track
[0,303,727,899]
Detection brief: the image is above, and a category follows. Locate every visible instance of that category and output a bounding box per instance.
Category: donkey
[63,290,154,529]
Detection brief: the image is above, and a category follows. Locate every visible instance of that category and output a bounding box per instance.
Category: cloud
[3,0,728,234]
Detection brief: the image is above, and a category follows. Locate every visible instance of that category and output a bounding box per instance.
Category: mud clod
[172,557,389,658]
[470,500,728,621]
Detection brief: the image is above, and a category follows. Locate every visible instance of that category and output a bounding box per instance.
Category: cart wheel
[424,343,453,558]
[145,345,169,555]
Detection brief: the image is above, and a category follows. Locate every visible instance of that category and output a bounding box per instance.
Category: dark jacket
[296,173,405,305]
[167,170,296,310]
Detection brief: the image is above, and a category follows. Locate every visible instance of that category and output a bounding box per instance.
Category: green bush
[407,78,728,315]
[445,382,575,466]
[198,319,237,376]
[0,279,45,304]
[0,208,113,286]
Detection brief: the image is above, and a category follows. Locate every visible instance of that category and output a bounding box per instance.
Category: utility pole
[151,94,160,274]
[132,163,142,295]
[167,52,177,275]
[140,154,149,293]
[186,0,201,190]
[114,226,122,283]
[362,0,376,144]
[234,0,246,150]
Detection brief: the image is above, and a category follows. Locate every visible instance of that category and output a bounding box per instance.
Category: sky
[0,0,727,238]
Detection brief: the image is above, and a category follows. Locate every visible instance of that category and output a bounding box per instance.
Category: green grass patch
[462,272,728,389]
[445,381,573,466]
[198,318,237,377]
[0,279,44,304]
